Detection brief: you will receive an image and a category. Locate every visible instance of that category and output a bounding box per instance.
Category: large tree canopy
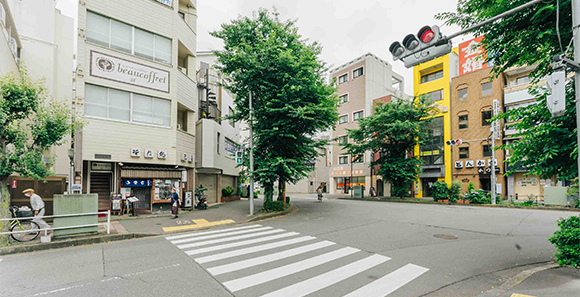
[211,9,338,205]
[437,0,577,180]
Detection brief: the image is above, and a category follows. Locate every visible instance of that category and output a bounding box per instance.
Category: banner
[458,36,493,76]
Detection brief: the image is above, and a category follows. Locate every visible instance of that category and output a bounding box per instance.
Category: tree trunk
[264,182,274,203]
[277,177,286,204]
[0,178,11,246]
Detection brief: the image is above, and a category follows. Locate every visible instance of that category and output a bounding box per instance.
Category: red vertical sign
[458,36,491,75]
[11,180,17,188]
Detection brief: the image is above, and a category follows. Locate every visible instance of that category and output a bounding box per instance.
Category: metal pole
[107,210,111,234]
[491,132,496,205]
[573,0,580,183]
[249,91,254,216]
[350,154,353,198]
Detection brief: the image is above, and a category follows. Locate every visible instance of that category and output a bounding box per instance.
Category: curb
[0,233,155,256]
[248,205,296,222]
[476,263,561,296]
[339,197,579,212]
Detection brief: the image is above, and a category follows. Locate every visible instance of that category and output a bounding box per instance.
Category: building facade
[413,51,459,198]
[328,53,405,196]
[4,0,74,214]
[75,0,198,212]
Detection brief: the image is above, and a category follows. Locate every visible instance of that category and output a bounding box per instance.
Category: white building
[3,0,74,214]
[75,0,198,212]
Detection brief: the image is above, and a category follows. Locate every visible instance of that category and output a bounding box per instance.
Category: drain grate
[433,234,458,240]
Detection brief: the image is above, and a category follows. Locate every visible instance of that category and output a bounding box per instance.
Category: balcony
[176,70,197,111]
[504,88,535,105]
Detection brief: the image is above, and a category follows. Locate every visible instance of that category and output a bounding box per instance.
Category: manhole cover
[433,234,458,240]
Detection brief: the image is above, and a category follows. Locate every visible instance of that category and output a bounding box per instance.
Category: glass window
[225,138,237,154]
[110,19,132,53]
[458,115,468,129]
[516,76,530,85]
[336,177,345,190]
[339,156,348,164]
[420,117,444,166]
[85,84,108,118]
[425,89,443,103]
[134,28,155,60]
[420,70,443,84]
[229,107,235,127]
[353,111,363,120]
[132,94,153,124]
[108,88,130,121]
[154,35,172,64]
[458,87,468,100]
[352,154,364,163]
[339,115,348,124]
[152,98,170,126]
[338,136,348,144]
[481,81,493,96]
[86,12,110,47]
[217,132,221,154]
[339,94,349,104]
[459,147,469,159]
[338,74,348,84]
[483,145,492,157]
[353,67,364,78]
[481,110,492,126]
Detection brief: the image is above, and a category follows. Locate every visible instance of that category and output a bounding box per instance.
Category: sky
[55,0,475,95]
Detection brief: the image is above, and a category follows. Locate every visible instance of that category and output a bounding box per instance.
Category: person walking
[171,188,181,219]
[22,189,51,233]
[316,185,323,201]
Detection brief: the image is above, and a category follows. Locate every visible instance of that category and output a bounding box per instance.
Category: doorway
[377,179,384,196]
[132,187,151,210]
[422,178,438,197]
[480,177,491,192]
[90,172,111,210]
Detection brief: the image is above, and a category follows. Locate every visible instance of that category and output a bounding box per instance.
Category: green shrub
[448,182,462,203]
[432,181,449,201]
[262,200,287,212]
[467,190,491,204]
[222,186,235,197]
[568,178,579,208]
[548,216,580,268]
[467,182,475,193]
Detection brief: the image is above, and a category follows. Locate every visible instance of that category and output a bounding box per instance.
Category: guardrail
[0,210,111,237]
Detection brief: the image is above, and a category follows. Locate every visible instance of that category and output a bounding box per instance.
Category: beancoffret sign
[90,51,170,93]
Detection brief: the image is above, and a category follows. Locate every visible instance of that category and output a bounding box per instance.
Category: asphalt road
[0,195,577,297]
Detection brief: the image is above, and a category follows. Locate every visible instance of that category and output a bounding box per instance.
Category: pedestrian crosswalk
[165,224,428,297]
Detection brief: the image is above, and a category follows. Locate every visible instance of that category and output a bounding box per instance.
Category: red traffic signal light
[446,139,463,146]
[455,139,463,145]
[418,26,435,43]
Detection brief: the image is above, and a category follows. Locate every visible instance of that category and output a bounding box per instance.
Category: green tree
[343,97,433,198]
[436,0,577,180]
[0,71,78,244]
[211,9,338,206]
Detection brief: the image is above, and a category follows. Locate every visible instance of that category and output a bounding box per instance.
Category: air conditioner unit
[181,153,188,161]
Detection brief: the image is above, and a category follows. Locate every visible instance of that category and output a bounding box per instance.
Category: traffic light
[389,25,452,68]
[446,139,463,146]
[236,151,243,164]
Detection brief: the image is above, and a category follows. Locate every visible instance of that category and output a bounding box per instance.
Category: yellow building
[413,50,459,198]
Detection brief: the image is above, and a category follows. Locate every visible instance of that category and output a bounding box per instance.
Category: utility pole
[491,99,500,204]
[249,91,254,216]
[573,0,580,183]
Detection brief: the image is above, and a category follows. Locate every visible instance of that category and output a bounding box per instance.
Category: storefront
[331,167,368,194]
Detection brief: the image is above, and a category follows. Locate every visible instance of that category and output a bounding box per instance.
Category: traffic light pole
[573,0,580,185]
[491,130,496,205]
[249,91,254,216]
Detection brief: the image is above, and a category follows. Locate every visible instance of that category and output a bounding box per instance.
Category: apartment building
[328,53,405,196]
[3,0,74,214]
[451,37,505,196]
[285,132,332,194]
[75,0,198,212]
[195,51,242,203]
[413,51,459,198]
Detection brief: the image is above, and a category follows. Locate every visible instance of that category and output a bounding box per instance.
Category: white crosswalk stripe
[166,224,429,296]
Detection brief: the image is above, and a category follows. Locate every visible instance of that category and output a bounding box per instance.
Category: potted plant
[432,181,449,203]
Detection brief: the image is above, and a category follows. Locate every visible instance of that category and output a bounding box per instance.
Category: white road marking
[223,247,360,292]
[208,240,336,275]
[185,232,299,256]
[342,263,429,297]
[195,236,316,264]
[177,229,285,249]
[260,254,390,297]
[170,226,273,244]
[165,224,262,241]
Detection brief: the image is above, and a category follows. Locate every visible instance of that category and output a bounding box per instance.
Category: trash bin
[353,185,364,198]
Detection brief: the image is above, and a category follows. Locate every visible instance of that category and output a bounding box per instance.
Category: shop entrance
[421,178,438,197]
[377,179,384,196]
[90,172,112,210]
[132,187,151,210]
[480,177,491,192]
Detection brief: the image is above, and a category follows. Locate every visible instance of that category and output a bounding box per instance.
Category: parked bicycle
[195,186,208,210]
[8,206,40,242]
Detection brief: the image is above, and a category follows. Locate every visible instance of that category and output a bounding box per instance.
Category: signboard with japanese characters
[465,160,474,168]
[144,149,154,159]
[454,161,463,169]
[130,148,141,157]
[488,159,498,166]
[123,179,153,187]
[478,168,484,174]
[476,160,486,167]
[157,150,167,159]
[458,36,494,76]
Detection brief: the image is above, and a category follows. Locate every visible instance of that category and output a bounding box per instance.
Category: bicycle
[8,206,40,242]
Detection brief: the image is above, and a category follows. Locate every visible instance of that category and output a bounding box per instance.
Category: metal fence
[0,210,111,237]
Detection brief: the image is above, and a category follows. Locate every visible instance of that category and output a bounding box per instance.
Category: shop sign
[11,180,16,188]
[91,162,112,171]
[477,168,484,174]
[144,149,154,158]
[487,159,498,166]
[465,160,474,168]
[458,36,494,75]
[454,161,463,169]
[90,51,170,93]
[157,150,167,159]
[124,179,153,187]
[155,0,172,6]
[476,160,486,167]
[131,148,141,157]
[72,184,83,191]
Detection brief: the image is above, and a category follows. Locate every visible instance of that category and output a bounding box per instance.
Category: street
[0,195,577,297]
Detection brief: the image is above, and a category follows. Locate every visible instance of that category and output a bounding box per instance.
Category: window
[352,154,364,163]
[458,115,468,129]
[225,138,237,154]
[483,145,492,157]
[424,89,443,103]
[338,136,348,144]
[420,70,443,84]
[516,75,530,85]
[459,147,469,159]
[85,84,170,126]
[481,110,492,126]
[178,108,188,131]
[339,156,349,164]
[353,67,364,78]
[458,87,468,100]
[481,81,493,96]
[339,94,349,104]
[420,117,444,165]
[353,111,363,121]
[217,132,221,154]
[229,107,235,127]
[339,115,348,124]
[338,74,348,84]
[86,11,172,64]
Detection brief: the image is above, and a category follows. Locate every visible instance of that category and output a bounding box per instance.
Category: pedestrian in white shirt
[22,188,51,233]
